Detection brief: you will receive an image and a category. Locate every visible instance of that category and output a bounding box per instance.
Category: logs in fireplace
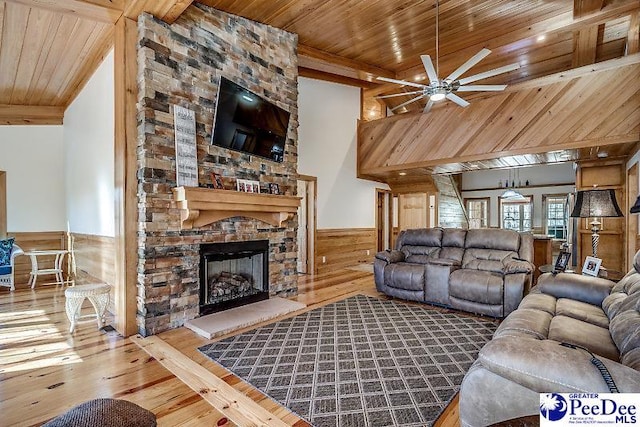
[199,240,269,315]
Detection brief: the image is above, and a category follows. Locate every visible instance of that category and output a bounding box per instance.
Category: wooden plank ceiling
[0,0,638,169]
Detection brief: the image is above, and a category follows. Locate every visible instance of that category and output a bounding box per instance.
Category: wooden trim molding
[4,0,124,23]
[0,105,64,125]
[172,187,300,229]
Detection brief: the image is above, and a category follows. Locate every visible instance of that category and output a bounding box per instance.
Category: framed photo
[268,183,280,195]
[210,172,224,189]
[554,250,571,272]
[236,179,260,193]
[582,256,602,277]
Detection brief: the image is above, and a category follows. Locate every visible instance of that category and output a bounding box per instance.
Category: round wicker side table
[64,283,111,333]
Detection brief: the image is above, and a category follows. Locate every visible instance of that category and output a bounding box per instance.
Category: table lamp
[570,188,623,258]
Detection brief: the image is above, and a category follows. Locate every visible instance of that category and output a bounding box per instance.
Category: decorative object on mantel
[236,179,260,193]
[210,172,224,189]
[173,105,198,187]
[268,183,280,195]
[172,186,300,229]
[374,0,520,113]
[570,187,623,258]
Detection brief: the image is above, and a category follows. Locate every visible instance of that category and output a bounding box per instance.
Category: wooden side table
[64,283,111,333]
[23,249,68,288]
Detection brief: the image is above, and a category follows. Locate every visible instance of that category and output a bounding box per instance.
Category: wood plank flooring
[0,268,460,427]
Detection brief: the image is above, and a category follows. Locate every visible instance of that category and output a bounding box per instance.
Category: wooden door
[0,171,6,238]
[399,193,428,230]
[297,175,317,274]
[376,189,392,251]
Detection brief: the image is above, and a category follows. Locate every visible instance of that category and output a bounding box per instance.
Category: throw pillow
[0,238,15,267]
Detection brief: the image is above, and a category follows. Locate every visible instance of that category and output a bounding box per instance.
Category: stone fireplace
[135,5,299,336]
[200,240,269,315]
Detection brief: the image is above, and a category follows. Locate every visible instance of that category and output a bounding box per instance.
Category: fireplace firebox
[199,240,269,315]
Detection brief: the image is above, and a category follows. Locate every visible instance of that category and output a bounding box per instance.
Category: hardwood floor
[0,269,460,426]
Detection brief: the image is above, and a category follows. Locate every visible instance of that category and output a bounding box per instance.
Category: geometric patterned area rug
[199,294,497,427]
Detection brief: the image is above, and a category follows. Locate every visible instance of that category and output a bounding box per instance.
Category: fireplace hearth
[200,240,269,315]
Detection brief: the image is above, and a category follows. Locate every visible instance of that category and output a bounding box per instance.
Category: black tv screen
[211,77,290,163]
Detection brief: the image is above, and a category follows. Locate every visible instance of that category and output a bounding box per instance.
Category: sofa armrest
[374,249,404,264]
[537,272,614,306]
[503,259,534,274]
[478,337,640,393]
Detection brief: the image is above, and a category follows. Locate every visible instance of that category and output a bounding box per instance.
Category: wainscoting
[9,231,66,286]
[7,231,115,291]
[315,228,376,274]
[71,233,115,287]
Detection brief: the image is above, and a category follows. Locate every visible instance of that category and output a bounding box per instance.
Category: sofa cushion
[442,228,466,248]
[0,265,11,275]
[608,296,640,369]
[462,248,517,273]
[494,308,553,340]
[0,238,14,267]
[517,293,557,316]
[439,247,464,263]
[548,315,619,361]
[450,269,504,305]
[402,246,440,263]
[383,263,425,291]
[465,229,520,252]
[556,298,609,329]
[397,228,442,247]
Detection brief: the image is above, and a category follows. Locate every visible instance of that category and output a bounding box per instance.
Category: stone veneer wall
[136,5,299,336]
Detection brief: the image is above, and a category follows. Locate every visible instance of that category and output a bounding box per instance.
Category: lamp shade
[631,196,640,214]
[570,189,624,218]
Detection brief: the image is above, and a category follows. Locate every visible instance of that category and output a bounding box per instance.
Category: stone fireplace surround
[135,5,299,336]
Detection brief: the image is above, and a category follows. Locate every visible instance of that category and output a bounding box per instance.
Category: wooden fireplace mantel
[172,186,301,229]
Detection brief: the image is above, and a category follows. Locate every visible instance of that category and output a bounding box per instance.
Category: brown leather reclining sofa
[459,252,640,426]
[374,227,534,318]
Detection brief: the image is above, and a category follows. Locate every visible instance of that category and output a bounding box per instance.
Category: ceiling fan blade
[391,94,426,112]
[423,99,434,113]
[446,93,470,108]
[457,84,507,92]
[458,63,521,85]
[421,55,439,85]
[376,90,424,99]
[445,48,492,82]
[376,76,426,88]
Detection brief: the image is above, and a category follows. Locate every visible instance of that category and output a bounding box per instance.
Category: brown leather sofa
[459,253,640,426]
[374,228,534,318]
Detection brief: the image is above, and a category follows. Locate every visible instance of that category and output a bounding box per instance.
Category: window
[465,198,489,229]
[544,194,568,239]
[500,196,532,232]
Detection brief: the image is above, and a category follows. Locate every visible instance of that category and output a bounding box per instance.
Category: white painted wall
[298,77,387,229]
[0,126,66,231]
[64,50,115,237]
[462,163,576,229]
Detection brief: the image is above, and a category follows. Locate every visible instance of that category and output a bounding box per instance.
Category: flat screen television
[211,77,290,163]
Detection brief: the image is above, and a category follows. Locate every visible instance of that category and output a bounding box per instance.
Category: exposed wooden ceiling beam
[298,44,395,85]
[628,11,640,54]
[0,104,64,124]
[572,0,604,67]
[299,67,377,89]
[123,0,194,23]
[574,0,604,18]
[3,0,124,24]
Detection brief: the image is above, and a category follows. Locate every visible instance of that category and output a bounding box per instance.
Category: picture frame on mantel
[236,179,260,193]
[210,172,224,189]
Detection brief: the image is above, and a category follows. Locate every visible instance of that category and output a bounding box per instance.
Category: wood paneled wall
[71,233,116,287]
[357,54,640,178]
[315,228,376,274]
[8,231,66,287]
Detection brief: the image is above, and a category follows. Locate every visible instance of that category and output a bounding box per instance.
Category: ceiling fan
[376,1,520,113]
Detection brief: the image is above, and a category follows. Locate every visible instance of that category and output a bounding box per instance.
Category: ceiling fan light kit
[377,1,520,113]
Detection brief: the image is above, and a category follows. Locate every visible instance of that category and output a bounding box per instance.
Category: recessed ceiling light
[537,35,546,42]
[399,172,407,176]
[597,151,609,158]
